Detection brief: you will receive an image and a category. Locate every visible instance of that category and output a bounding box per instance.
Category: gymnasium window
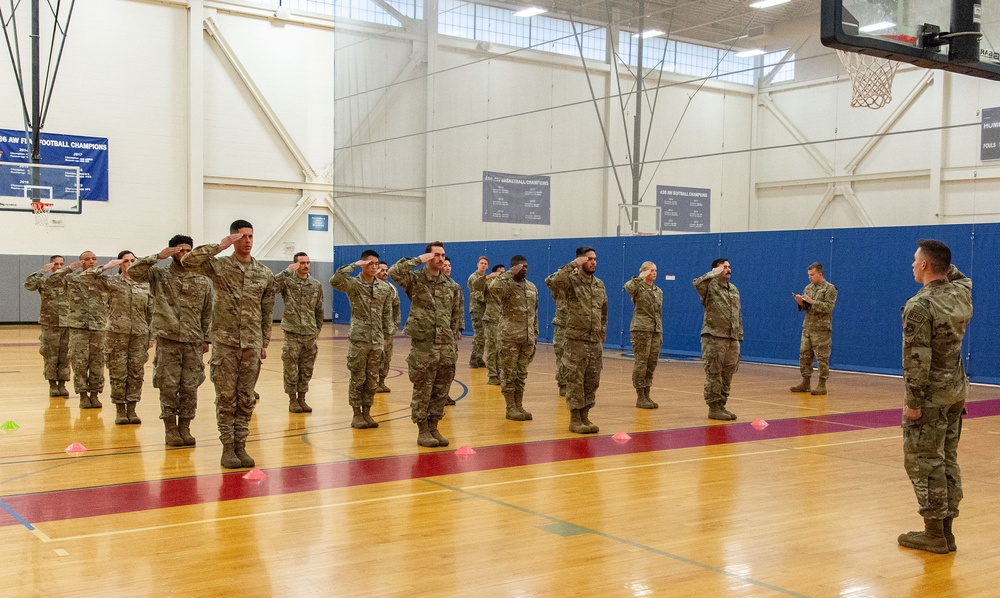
[763,49,795,83]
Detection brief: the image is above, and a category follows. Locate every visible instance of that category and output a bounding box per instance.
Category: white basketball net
[837,50,899,109]
[31,202,52,227]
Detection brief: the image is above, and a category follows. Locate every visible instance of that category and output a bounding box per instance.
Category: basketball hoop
[837,35,914,109]
[31,202,53,227]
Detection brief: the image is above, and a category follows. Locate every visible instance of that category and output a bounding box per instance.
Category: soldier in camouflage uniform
[625,261,663,409]
[331,250,393,429]
[544,266,571,397]
[482,264,505,385]
[183,220,276,469]
[492,256,538,421]
[789,262,838,396]
[130,235,213,447]
[439,257,462,406]
[24,255,71,397]
[275,252,325,414]
[693,258,742,421]
[548,246,607,435]
[105,251,153,425]
[375,261,401,393]
[467,256,489,368]
[50,252,123,409]
[897,239,972,554]
[389,242,464,447]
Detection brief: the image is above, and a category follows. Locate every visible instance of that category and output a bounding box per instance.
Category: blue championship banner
[656,185,710,232]
[0,128,109,201]
[482,171,551,225]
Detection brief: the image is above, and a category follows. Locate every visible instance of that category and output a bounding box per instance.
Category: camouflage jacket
[388,257,464,344]
[547,262,607,343]
[799,280,838,332]
[902,265,972,409]
[129,255,213,344]
[544,271,568,327]
[467,271,487,315]
[330,264,393,345]
[23,269,70,327]
[491,272,539,343]
[182,244,276,349]
[387,281,402,330]
[483,276,502,323]
[624,276,663,333]
[107,275,153,337]
[49,267,113,331]
[693,270,743,341]
[274,270,325,337]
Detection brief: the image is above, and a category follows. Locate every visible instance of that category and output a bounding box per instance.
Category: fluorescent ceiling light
[858,21,896,33]
[749,0,791,8]
[735,49,766,57]
[631,29,665,39]
[513,7,546,17]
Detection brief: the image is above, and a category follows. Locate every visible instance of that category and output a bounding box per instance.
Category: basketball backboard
[0,161,81,214]
[822,0,1000,80]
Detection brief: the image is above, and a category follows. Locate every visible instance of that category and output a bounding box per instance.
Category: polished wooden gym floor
[2,323,998,597]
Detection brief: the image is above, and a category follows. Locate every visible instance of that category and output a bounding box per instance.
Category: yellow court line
[33,488,452,543]
[787,435,900,449]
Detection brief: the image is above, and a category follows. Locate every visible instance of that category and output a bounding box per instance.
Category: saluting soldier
[23,255,71,397]
[492,255,538,421]
[625,261,663,409]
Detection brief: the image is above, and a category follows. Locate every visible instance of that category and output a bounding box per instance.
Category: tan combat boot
[220,443,241,468]
[943,517,957,552]
[48,380,61,397]
[427,418,449,446]
[568,409,590,434]
[898,518,950,554]
[234,441,255,468]
[126,402,141,425]
[505,392,527,421]
[636,387,658,409]
[417,420,440,447]
[57,380,69,396]
[790,377,811,392]
[298,392,313,413]
[515,388,532,420]
[351,406,369,429]
[708,403,735,421]
[811,379,828,395]
[580,406,599,434]
[361,404,378,428]
[376,377,391,393]
[178,418,196,445]
[288,393,303,413]
[163,416,184,447]
[114,403,129,425]
[90,392,103,408]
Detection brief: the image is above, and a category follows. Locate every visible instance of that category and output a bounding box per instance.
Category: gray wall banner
[482,171,551,225]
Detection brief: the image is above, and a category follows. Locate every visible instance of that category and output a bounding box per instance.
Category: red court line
[2,399,998,528]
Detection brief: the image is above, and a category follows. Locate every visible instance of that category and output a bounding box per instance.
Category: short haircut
[444,256,451,263]
[808,262,823,273]
[425,241,444,253]
[230,219,253,234]
[378,261,388,267]
[117,250,134,260]
[169,234,193,248]
[293,252,309,262]
[711,257,729,269]
[917,239,951,274]
[510,255,527,267]
[361,249,380,260]
[491,264,505,273]
[576,245,595,257]
[478,255,489,263]
[49,255,62,262]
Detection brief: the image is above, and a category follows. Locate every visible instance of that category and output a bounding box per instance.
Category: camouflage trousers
[105,331,149,404]
[282,332,318,395]
[484,319,500,379]
[154,337,205,420]
[903,401,965,520]
[499,339,536,395]
[406,339,455,423]
[799,328,832,380]
[209,344,261,444]
[469,309,485,366]
[631,330,662,390]
[701,335,740,406]
[562,338,602,411]
[380,333,395,381]
[39,325,70,382]
[553,324,567,390]
[347,341,383,408]
[69,328,106,394]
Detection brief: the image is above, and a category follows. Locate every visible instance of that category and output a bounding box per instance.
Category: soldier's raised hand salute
[157,246,183,260]
[218,232,244,251]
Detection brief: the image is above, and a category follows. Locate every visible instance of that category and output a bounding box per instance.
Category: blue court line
[0,497,34,530]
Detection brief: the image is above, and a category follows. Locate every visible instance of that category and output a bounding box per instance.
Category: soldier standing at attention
[624,261,663,409]
[375,260,401,393]
[105,251,153,425]
[467,256,489,368]
[130,235,213,447]
[693,258,742,421]
[389,242,464,448]
[548,246,607,435]
[50,252,123,409]
[183,220,276,469]
[482,264,506,385]
[492,255,538,421]
[897,239,972,554]
[789,262,838,395]
[544,264,572,397]
[274,252,325,414]
[24,255,71,397]
[330,250,393,429]
[439,257,463,406]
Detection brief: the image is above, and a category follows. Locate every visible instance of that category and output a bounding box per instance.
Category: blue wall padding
[334,223,996,384]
